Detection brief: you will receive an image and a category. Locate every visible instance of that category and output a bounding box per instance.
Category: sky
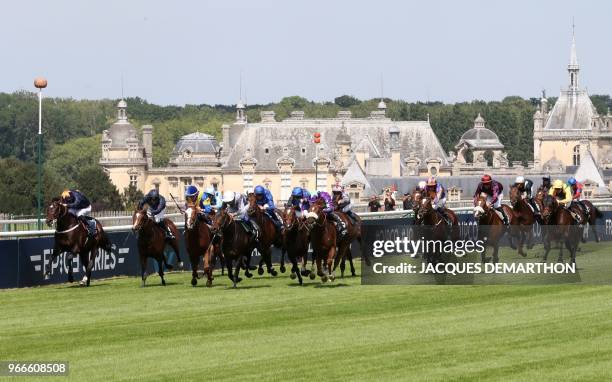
[2,0,610,106]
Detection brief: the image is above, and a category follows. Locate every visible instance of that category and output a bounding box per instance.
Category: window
[429,166,438,176]
[448,187,462,202]
[573,145,581,166]
[264,148,270,154]
[583,190,593,198]
[301,147,306,155]
[129,175,137,187]
[349,192,360,200]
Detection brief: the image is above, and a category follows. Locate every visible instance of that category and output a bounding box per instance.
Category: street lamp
[313,132,321,191]
[34,77,47,229]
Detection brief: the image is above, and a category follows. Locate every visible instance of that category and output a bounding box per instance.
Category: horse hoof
[270,269,278,277]
[309,273,316,280]
[178,262,184,270]
[482,257,492,264]
[280,265,286,273]
[162,280,167,286]
[340,272,345,278]
[519,252,527,258]
[141,281,146,288]
[44,274,50,281]
[290,272,297,280]
[329,274,336,282]
[351,272,357,277]
[257,268,264,276]
[301,270,309,277]
[191,278,197,287]
[206,280,213,288]
[79,281,85,287]
[321,275,328,282]
[236,277,243,283]
[245,271,253,278]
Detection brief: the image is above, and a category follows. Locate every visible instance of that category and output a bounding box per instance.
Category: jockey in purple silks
[308,191,347,238]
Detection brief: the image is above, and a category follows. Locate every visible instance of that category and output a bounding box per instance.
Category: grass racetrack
[2,245,612,381]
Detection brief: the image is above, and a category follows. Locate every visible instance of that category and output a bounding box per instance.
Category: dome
[117,99,127,108]
[377,100,387,109]
[107,123,138,147]
[172,132,220,155]
[542,157,565,173]
[474,113,485,123]
[455,127,504,150]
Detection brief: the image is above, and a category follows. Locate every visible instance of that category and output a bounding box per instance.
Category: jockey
[253,185,283,231]
[331,183,357,223]
[287,187,311,217]
[60,189,96,239]
[310,190,346,238]
[416,180,427,196]
[513,176,540,215]
[138,189,175,240]
[473,174,508,225]
[425,177,449,223]
[539,174,552,193]
[567,177,588,217]
[222,191,258,237]
[548,179,572,207]
[184,185,220,224]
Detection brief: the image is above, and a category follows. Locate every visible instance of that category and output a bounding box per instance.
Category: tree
[334,95,361,108]
[122,184,144,210]
[74,166,122,211]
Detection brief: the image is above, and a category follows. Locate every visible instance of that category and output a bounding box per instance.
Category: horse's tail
[594,205,603,219]
[99,229,113,252]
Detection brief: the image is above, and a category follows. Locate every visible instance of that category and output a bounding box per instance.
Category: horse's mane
[51,196,61,203]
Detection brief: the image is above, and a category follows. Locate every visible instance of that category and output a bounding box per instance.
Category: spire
[377,73,386,110]
[568,21,580,90]
[117,99,128,122]
[236,71,247,123]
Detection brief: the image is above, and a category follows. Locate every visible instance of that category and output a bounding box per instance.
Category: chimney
[142,125,153,168]
[260,111,276,123]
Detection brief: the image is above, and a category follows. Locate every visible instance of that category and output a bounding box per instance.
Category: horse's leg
[140,254,148,287]
[169,238,183,269]
[263,247,277,276]
[557,239,564,263]
[315,251,324,279]
[79,251,89,287]
[347,244,356,277]
[290,254,303,285]
[280,248,286,274]
[225,256,235,283]
[326,246,337,282]
[204,246,214,288]
[591,221,601,243]
[244,249,253,278]
[257,248,265,275]
[67,252,74,283]
[517,228,526,257]
[84,247,97,287]
[233,257,242,288]
[190,253,199,287]
[157,257,166,286]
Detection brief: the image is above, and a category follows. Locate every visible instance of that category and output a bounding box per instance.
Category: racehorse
[509,185,537,255]
[569,199,603,242]
[281,205,312,285]
[45,198,113,286]
[304,197,338,282]
[540,195,581,265]
[333,209,364,277]
[184,204,220,287]
[473,193,516,263]
[211,207,256,288]
[246,193,280,277]
[132,209,182,287]
[414,197,460,264]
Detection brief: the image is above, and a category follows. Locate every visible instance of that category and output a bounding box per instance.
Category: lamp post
[313,132,321,191]
[34,77,47,229]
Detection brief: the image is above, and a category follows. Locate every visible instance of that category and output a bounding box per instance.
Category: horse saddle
[240,220,260,240]
[437,209,452,226]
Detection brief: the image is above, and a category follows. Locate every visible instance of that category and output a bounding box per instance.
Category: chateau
[100,31,611,203]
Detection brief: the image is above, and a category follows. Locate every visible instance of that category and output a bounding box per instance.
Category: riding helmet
[254,185,265,195]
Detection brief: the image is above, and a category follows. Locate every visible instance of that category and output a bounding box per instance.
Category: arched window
[573,145,581,166]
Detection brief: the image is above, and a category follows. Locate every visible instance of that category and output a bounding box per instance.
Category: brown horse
[473,193,516,263]
[184,205,221,287]
[304,197,338,282]
[246,193,280,277]
[334,210,364,277]
[415,197,460,263]
[540,195,582,264]
[281,205,312,284]
[45,198,112,286]
[509,185,537,255]
[570,199,603,242]
[211,207,256,288]
[132,209,182,287]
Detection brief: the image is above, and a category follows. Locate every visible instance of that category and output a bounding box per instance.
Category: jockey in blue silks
[253,185,283,230]
[287,187,311,217]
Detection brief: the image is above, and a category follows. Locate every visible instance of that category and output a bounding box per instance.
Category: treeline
[0,91,610,215]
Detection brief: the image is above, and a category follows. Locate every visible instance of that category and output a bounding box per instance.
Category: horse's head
[184,202,198,230]
[541,194,558,223]
[304,198,324,228]
[416,197,433,221]
[412,190,423,213]
[509,185,521,207]
[283,205,298,230]
[211,207,230,237]
[246,192,259,216]
[535,189,546,203]
[473,193,489,218]
[132,208,148,232]
[45,197,66,227]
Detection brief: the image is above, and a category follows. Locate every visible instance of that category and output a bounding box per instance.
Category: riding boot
[330,213,347,237]
[438,209,450,225]
[496,207,509,225]
[529,199,540,216]
[158,220,175,240]
[346,210,357,225]
[80,216,96,239]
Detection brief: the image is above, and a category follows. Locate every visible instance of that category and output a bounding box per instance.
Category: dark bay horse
[540,195,582,265]
[45,198,112,286]
[473,193,516,263]
[281,205,311,285]
[184,205,220,287]
[570,199,603,242]
[509,185,537,255]
[415,197,460,264]
[246,194,281,277]
[211,207,256,288]
[333,209,363,277]
[305,197,338,282]
[132,209,182,287]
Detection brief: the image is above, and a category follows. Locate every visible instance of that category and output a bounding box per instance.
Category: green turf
[2,247,612,381]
